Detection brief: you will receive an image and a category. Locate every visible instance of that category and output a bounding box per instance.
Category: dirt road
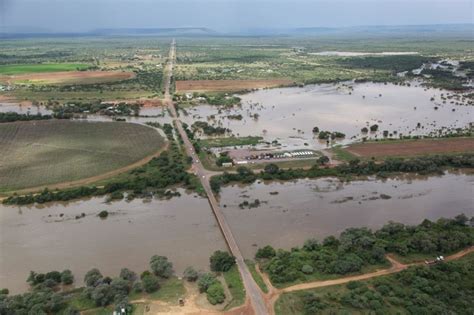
[259,246,474,315]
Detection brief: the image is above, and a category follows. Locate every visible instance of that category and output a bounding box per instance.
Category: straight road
[163,39,268,315]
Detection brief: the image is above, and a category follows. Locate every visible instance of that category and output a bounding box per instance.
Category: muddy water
[0,103,52,114]
[182,82,473,150]
[0,102,172,125]
[0,190,226,293]
[219,173,474,258]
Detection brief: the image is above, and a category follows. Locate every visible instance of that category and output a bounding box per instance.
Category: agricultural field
[0,70,135,85]
[175,37,474,88]
[345,137,474,159]
[0,38,171,102]
[176,79,294,92]
[0,63,90,75]
[0,120,165,192]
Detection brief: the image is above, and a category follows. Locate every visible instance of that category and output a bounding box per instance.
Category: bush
[61,270,74,285]
[197,273,217,293]
[133,282,143,293]
[256,245,276,259]
[150,255,173,278]
[210,251,236,272]
[183,266,199,282]
[98,210,108,219]
[84,268,103,287]
[206,282,226,305]
[142,275,160,293]
[301,265,314,274]
[119,268,137,282]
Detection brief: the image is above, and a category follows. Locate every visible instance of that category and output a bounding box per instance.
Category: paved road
[163,39,268,315]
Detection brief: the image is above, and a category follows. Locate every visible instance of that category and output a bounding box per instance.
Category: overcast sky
[1,0,473,33]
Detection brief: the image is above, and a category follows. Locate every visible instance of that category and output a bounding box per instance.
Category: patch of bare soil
[347,138,474,157]
[176,79,294,92]
[1,71,135,85]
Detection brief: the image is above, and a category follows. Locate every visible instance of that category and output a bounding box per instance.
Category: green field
[0,120,165,192]
[0,63,90,75]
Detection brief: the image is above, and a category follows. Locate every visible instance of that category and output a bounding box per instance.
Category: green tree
[197,273,217,293]
[119,268,137,282]
[84,268,103,287]
[150,255,173,278]
[183,267,199,282]
[142,275,160,293]
[255,245,276,259]
[206,282,226,305]
[61,270,74,285]
[210,251,236,272]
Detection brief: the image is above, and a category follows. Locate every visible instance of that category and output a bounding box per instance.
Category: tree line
[210,153,474,193]
[256,215,473,286]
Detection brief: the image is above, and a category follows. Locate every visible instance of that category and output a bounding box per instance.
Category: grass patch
[67,292,96,311]
[147,277,186,304]
[223,265,245,310]
[245,260,268,293]
[0,63,90,75]
[330,145,357,162]
[199,136,263,148]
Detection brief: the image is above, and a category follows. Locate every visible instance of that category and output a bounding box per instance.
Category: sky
[0,0,473,33]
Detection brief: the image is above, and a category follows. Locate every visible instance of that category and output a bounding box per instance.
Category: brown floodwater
[219,172,474,258]
[0,190,226,293]
[182,82,473,150]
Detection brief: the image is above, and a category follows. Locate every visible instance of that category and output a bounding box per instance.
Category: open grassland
[175,37,473,87]
[0,63,90,75]
[1,70,135,85]
[0,120,165,192]
[346,137,474,158]
[176,79,294,92]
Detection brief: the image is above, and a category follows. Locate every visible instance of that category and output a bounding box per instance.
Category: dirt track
[0,70,135,85]
[259,246,474,315]
[176,79,294,92]
[347,137,474,157]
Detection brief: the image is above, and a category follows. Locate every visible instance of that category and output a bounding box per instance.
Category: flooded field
[182,82,473,150]
[0,102,172,125]
[0,102,52,114]
[219,172,474,258]
[0,190,226,293]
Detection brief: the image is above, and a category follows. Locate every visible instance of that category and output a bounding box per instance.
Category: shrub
[98,210,108,219]
[61,270,74,285]
[183,267,199,282]
[84,268,103,287]
[256,245,276,259]
[142,275,160,293]
[197,273,217,293]
[210,251,236,272]
[150,255,173,278]
[301,265,314,274]
[206,282,226,305]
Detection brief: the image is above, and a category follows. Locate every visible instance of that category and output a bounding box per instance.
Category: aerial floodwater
[219,172,474,258]
[183,82,472,149]
[0,190,227,293]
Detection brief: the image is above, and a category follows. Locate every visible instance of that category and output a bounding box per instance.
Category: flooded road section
[219,173,474,258]
[182,83,472,150]
[0,190,226,293]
